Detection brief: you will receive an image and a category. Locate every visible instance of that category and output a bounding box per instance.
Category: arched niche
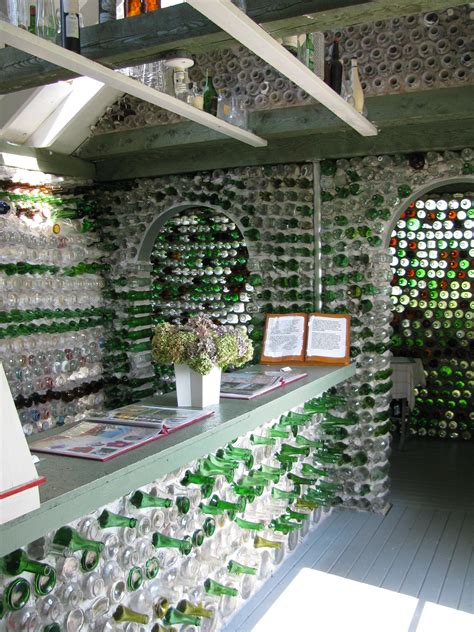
[384,175,474,249]
[136,203,252,264]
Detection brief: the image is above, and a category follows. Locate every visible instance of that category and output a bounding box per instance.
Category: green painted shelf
[0,363,355,555]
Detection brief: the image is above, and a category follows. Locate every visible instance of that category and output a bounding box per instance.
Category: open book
[220,370,307,400]
[30,406,213,462]
[260,313,350,366]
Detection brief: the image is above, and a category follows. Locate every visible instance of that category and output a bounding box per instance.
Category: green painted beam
[0,364,354,555]
[78,87,474,161]
[0,141,96,178]
[0,0,459,94]
[95,118,474,180]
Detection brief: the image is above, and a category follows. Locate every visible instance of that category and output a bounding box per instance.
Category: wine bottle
[350,58,365,114]
[98,510,137,529]
[130,490,172,509]
[113,605,149,624]
[152,532,193,555]
[328,39,343,94]
[0,549,53,578]
[227,560,257,575]
[176,599,213,618]
[204,578,238,597]
[163,607,201,626]
[60,0,80,53]
[203,70,218,117]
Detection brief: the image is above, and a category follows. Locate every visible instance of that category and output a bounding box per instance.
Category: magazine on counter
[30,405,214,462]
[85,404,213,430]
[220,370,307,400]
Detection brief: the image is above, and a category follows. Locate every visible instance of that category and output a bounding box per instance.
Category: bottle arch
[388,174,474,441]
[384,175,474,248]
[136,203,252,264]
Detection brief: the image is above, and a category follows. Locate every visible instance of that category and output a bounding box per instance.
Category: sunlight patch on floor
[250,568,474,632]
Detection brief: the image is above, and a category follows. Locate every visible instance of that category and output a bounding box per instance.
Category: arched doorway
[388,180,473,440]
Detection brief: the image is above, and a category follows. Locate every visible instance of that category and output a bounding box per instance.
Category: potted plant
[152,316,253,407]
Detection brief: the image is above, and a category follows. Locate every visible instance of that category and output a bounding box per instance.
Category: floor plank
[223,438,474,631]
[438,513,474,610]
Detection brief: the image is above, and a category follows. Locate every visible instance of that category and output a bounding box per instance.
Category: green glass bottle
[163,607,201,626]
[113,605,149,624]
[203,517,216,537]
[295,435,323,449]
[130,490,172,509]
[280,444,310,457]
[250,434,276,446]
[209,495,246,514]
[176,599,213,618]
[271,487,298,501]
[203,70,218,116]
[52,526,104,572]
[204,578,238,597]
[176,496,191,514]
[152,532,192,555]
[199,502,224,516]
[234,517,264,531]
[3,577,30,611]
[301,464,328,477]
[227,559,257,575]
[267,426,290,438]
[0,550,52,578]
[98,510,137,529]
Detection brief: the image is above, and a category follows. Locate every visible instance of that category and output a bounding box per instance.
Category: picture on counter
[260,312,351,365]
[30,422,167,461]
[30,407,214,461]
[85,404,213,429]
[220,370,307,399]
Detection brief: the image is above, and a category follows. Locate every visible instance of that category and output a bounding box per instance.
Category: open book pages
[220,370,307,399]
[261,312,350,365]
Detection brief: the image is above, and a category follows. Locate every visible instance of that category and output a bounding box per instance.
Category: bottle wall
[0,183,109,436]
[90,5,472,135]
[0,392,349,632]
[319,148,473,486]
[390,192,473,440]
[88,165,316,400]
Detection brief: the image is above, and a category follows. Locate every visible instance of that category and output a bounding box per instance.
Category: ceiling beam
[94,116,474,181]
[77,86,474,160]
[0,0,459,94]
[0,22,267,148]
[0,141,96,178]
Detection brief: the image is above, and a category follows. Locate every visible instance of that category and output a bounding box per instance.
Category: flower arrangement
[152,316,254,375]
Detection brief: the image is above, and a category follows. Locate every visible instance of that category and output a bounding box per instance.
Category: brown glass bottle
[125,0,144,17]
[145,0,160,11]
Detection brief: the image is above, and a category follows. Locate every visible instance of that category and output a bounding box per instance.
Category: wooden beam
[0,23,267,148]
[0,0,458,94]
[77,87,474,160]
[0,141,96,178]
[95,117,474,181]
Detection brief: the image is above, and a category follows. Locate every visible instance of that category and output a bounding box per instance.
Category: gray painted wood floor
[223,438,474,631]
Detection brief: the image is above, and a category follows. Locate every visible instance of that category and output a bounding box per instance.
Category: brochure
[220,370,307,400]
[260,312,351,366]
[85,404,213,430]
[30,405,214,461]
